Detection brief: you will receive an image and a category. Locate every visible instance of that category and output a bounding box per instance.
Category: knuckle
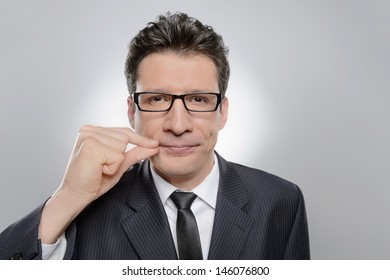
[78,137,99,155]
[77,131,94,143]
[116,152,125,162]
[80,124,95,132]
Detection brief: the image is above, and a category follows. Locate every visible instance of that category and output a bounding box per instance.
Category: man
[0,12,310,260]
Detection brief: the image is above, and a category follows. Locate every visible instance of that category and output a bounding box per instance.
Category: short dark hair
[124,12,230,97]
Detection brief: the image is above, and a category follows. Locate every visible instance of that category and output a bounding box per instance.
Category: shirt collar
[150,154,219,209]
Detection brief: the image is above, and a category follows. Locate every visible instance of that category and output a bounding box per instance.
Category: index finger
[108,127,159,148]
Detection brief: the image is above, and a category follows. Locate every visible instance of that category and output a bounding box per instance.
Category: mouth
[159,145,199,155]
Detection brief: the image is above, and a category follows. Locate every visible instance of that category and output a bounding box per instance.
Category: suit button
[11,253,23,260]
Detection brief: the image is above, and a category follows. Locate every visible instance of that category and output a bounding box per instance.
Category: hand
[39,125,159,244]
[61,125,159,203]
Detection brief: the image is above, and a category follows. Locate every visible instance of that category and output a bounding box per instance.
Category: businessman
[0,12,310,260]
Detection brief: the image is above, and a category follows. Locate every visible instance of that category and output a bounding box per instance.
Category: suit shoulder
[228,161,302,199]
[229,161,296,186]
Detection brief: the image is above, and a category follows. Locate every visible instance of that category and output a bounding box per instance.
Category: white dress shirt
[42,155,219,260]
[41,233,66,260]
[150,155,219,260]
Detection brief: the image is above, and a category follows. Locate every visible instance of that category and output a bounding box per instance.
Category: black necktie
[170,191,203,260]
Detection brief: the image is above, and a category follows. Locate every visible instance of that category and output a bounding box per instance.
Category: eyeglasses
[132,92,222,112]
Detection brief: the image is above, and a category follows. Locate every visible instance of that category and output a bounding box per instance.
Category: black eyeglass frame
[132,92,222,112]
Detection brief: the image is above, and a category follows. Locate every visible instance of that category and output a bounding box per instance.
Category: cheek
[196,118,220,140]
[132,112,143,133]
[134,115,161,137]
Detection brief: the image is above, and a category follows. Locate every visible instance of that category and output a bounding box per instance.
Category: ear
[218,97,229,130]
[127,96,135,129]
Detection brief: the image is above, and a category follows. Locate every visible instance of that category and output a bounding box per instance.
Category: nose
[163,98,193,135]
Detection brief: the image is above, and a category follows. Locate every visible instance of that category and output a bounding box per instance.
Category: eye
[146,94,170,104]
[188,95,209,104]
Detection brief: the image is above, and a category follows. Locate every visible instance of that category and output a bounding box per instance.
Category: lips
[159,144,199,155]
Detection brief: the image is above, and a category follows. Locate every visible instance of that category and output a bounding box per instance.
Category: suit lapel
[121,160,177,260]
[120,154,254,260]
[208,154,254,259]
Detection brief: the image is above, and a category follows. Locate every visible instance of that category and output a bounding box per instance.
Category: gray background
[1,0,389,259]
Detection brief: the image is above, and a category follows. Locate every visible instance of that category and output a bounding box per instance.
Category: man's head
[125,12,230,97]
[125,13,230,190]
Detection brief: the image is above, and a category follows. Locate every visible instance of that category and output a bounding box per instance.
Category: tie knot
[170,192,197,210]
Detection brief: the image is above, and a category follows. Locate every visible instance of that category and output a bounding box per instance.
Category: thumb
[120,146,159,172]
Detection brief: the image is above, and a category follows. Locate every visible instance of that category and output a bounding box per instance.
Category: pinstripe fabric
[0,205,43,260]
[212,157,310,259]
[72,162,177,259]
[0,153,310,260]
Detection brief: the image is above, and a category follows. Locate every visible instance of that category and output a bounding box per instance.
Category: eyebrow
[139,89,218,93]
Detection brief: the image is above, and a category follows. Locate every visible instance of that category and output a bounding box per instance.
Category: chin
[151,153,197,175]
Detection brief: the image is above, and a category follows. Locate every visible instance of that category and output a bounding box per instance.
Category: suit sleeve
[0,203,77,260]
[0,204,44,260]
[283,187,310,260]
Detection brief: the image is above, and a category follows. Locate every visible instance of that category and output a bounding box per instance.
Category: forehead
[136,52,219,93]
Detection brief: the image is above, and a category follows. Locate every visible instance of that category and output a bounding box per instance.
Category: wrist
[38,186,90,244]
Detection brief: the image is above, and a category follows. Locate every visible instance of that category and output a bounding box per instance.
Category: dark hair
[124,12,230,97]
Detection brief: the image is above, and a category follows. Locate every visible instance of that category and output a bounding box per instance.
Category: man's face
[127,52,228,189]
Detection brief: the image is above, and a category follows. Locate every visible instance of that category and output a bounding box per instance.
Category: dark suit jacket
[0,153,310,260]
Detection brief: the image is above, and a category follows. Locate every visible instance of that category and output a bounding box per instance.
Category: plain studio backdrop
[0,0,389,259]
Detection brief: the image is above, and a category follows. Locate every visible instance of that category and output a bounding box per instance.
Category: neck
[151,156,215,191]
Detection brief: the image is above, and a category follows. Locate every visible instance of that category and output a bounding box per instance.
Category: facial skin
[127,52,229,190]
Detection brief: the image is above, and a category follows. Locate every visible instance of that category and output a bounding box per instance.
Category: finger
[110,127,158,148]
[80,132,129,153]
[79,125,129,144]
[101,152,125,175]
[75,137,124,170]
[81,125,158,148]
[120,146,159,172]
[80,126,131,144]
